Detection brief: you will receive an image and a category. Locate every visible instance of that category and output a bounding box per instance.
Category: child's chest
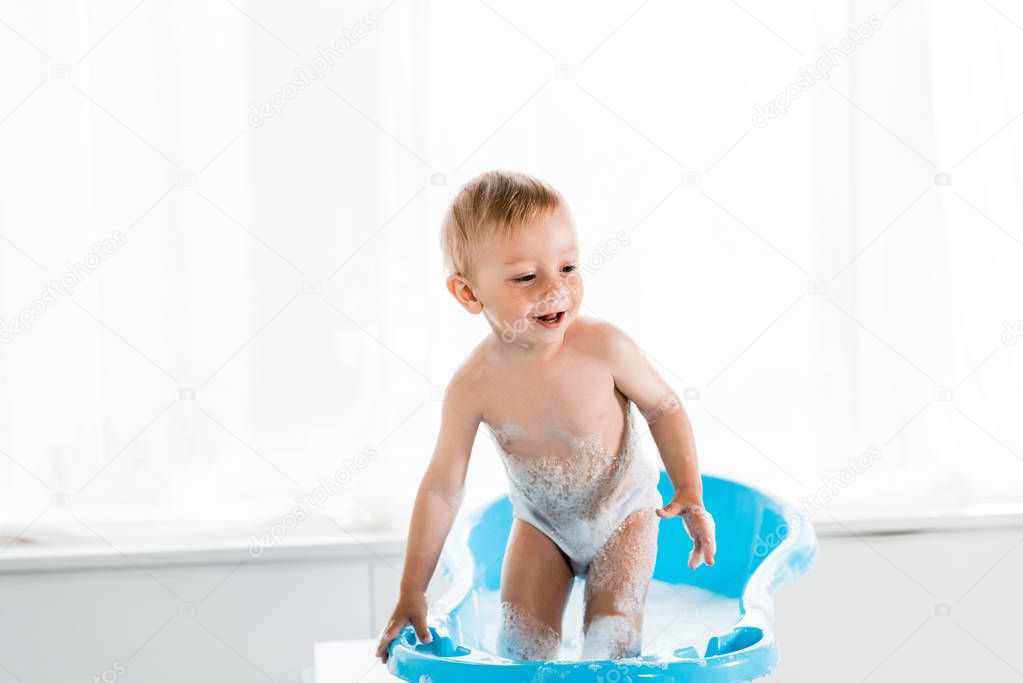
[478,356,629,458]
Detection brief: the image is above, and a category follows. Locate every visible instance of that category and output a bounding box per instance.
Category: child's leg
[497,518,575,660]
[581,507,659,660]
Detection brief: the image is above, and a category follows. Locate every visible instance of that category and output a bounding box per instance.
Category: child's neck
[492,331,566,364]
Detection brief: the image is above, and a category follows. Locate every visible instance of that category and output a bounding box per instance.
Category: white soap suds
[496,600,561,661]
[485,402,661,571]
[485,401,665,662]
[640,392,682,424]
[489,422,525,448]
[465,580,737,661]
[585,507,659,616]
[581,614,642,660]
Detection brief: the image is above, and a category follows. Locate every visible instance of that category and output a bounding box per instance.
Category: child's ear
[446,274,483,314]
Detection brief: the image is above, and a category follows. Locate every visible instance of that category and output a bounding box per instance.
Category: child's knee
[581,613,642,660]
[496,600,562,661]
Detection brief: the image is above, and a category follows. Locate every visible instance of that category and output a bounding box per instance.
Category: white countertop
[315,639,397,683]
[0,533,406,574]
[3,506,1023,574]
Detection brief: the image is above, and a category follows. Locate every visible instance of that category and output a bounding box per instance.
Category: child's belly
[499,440,633,521]
[495,416,662,575]
[491,402,655,525]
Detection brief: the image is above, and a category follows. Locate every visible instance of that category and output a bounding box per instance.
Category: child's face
[463,204,582,345]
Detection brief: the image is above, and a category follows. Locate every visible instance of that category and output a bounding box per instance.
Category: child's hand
[375,589,432,664]
[657,497,717,569]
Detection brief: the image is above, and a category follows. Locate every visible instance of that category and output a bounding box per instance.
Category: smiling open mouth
[532,310,565,327]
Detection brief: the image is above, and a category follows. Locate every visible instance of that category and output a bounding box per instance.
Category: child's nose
[539,282,569,305]
[542,280,562,296]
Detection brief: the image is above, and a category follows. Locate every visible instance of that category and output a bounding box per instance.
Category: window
[2,2,1021,545]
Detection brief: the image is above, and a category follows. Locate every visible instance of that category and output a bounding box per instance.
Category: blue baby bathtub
[386,472,817,682]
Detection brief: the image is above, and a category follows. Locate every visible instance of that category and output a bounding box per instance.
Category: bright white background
[2,2,1023,683]
[2,0,1022,544]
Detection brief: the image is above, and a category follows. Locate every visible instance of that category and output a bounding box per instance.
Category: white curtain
[1,0,1021,543]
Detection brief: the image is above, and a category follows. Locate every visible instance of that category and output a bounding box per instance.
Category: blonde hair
[440,170,563,278]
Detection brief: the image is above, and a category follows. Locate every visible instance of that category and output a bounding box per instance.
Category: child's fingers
[411,614,433,644]
[703,538,716,566]
[375,619,400,662]
[656,500,682,518]
[688,538,704,569]
[661,503,714,569]
[693,526,715,562]
[661,499,704,519]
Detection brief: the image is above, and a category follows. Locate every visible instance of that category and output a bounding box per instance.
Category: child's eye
[562,263,577,273]
[513,274,535,283]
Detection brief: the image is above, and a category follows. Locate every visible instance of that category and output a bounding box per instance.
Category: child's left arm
[602,324,716,569]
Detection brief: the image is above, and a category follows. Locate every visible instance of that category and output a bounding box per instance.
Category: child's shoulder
[568,315,635,359]
[444,334,500,398]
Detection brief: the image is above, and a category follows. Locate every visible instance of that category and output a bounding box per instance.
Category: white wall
[0,544,405,683]
[775,526,1023,682]
[4,0,1022,546]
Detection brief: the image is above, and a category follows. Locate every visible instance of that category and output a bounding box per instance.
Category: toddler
[375,170,715,663]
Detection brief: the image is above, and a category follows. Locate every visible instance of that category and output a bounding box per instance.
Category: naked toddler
[376,170,716,663]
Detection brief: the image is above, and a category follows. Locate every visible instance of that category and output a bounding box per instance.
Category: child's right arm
[375,378,480,663]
